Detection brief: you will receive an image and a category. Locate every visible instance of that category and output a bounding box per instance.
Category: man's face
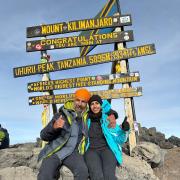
[74,98,87,113]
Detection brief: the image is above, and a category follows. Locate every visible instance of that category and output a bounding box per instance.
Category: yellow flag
[115,63,121,73]
[41,108,48,128]
[41,108,48,148]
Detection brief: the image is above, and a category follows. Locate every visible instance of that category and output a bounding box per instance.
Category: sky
[0,0,179,144]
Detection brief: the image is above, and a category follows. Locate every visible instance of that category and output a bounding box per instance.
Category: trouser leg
[84,149,104,180]
[63,150,89,180]
[101,148,117,180]
[37,154,61,180]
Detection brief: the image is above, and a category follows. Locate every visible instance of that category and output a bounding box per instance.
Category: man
[38,88,117,180]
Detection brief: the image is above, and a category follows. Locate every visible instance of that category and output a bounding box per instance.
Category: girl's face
[90,101,101,114]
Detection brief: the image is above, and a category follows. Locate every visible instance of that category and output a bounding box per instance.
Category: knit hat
[74,88,91,102]
[88,95,103,106]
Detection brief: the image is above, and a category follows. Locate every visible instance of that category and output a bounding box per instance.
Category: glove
[122,116,130,131]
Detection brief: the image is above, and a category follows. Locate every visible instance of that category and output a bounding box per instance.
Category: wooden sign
[27,72,140,92]
[27,15,132,38]
[14,44,156,78]
[26,31,133,52]
[29,87,142,105]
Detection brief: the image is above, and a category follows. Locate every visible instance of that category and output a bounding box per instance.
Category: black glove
[122,116,130,131]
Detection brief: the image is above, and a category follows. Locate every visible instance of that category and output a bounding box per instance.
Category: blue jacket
[86,100,128,165]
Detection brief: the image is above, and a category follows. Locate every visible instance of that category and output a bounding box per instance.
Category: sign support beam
[110,0,138,155]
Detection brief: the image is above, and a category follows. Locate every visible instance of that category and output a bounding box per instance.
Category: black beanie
[88,95,103,106]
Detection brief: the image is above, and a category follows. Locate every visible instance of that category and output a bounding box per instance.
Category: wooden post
[40,49,51,148]
[40,34,58,147]
[108,1,139,154]
[112,28,137,154]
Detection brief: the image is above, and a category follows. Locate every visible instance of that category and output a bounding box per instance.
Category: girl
[85,95,130,180]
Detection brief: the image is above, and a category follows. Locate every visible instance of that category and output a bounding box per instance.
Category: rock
[168,136,180,147]
[159,141,174,149]
[35,138,42,148]
[0,143,159,180]
[154,132,166,145]
[59,166,73,180]
[139,127,156,143]
[0,144,41,169]
[153,147,180,180]
[60,155,159,180]
[0,125,179,180]
[116,153,159,180]
[0,166,37,180]
[131,142,165,168]
[10,142,36,149]
[148,127,157,136]
[138,126,176,149]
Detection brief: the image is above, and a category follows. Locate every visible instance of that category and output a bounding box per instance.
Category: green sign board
[27,72,140,92]
[29,87,142,105]
[14,44,156,78]
[27,15,132,38]
[26,31,133,52]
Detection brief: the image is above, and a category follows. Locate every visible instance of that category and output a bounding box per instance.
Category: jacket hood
[63,100,89,113]
[63,100,75,111]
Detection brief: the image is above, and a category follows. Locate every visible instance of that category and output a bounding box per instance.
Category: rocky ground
[153,147,180,180]
[0,143,158,180]
[0,126,179,180]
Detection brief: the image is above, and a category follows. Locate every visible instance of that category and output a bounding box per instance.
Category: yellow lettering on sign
[80,40,93,46]
[72,22,77,31]
[67,22,73,31]
[78,20,86,29]
[14,66,36,76]
[85,20,90,29]
[68,21,78,31]
[75,82,86,87]
[138,46,146,56]
[89,52,111,64]
[39,32,119,48]
[40,40,46,45]
[33,86,43,92]
[47,63,55,72]
[54,83,74,89]
[37,64,44,73]
[137,45,153,56]
[131,49,138,57]
[144,45,152,54]
[77,36,87,42]
[57,57,87,69]
[41,23,63,35]
[76,17,113,30]
[76,77,91,82]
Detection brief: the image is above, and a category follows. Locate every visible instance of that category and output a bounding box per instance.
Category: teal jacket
[86,100,129,165]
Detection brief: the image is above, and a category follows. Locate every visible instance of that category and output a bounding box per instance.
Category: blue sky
[0,0,179,144]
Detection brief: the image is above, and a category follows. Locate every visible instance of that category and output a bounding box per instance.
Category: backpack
[0,127,9,149]
[0,130,5,141]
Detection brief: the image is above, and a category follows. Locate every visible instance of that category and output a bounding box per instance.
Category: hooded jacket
[86,100,129,165]
[0,126,9,149]
[38,100,88,162]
